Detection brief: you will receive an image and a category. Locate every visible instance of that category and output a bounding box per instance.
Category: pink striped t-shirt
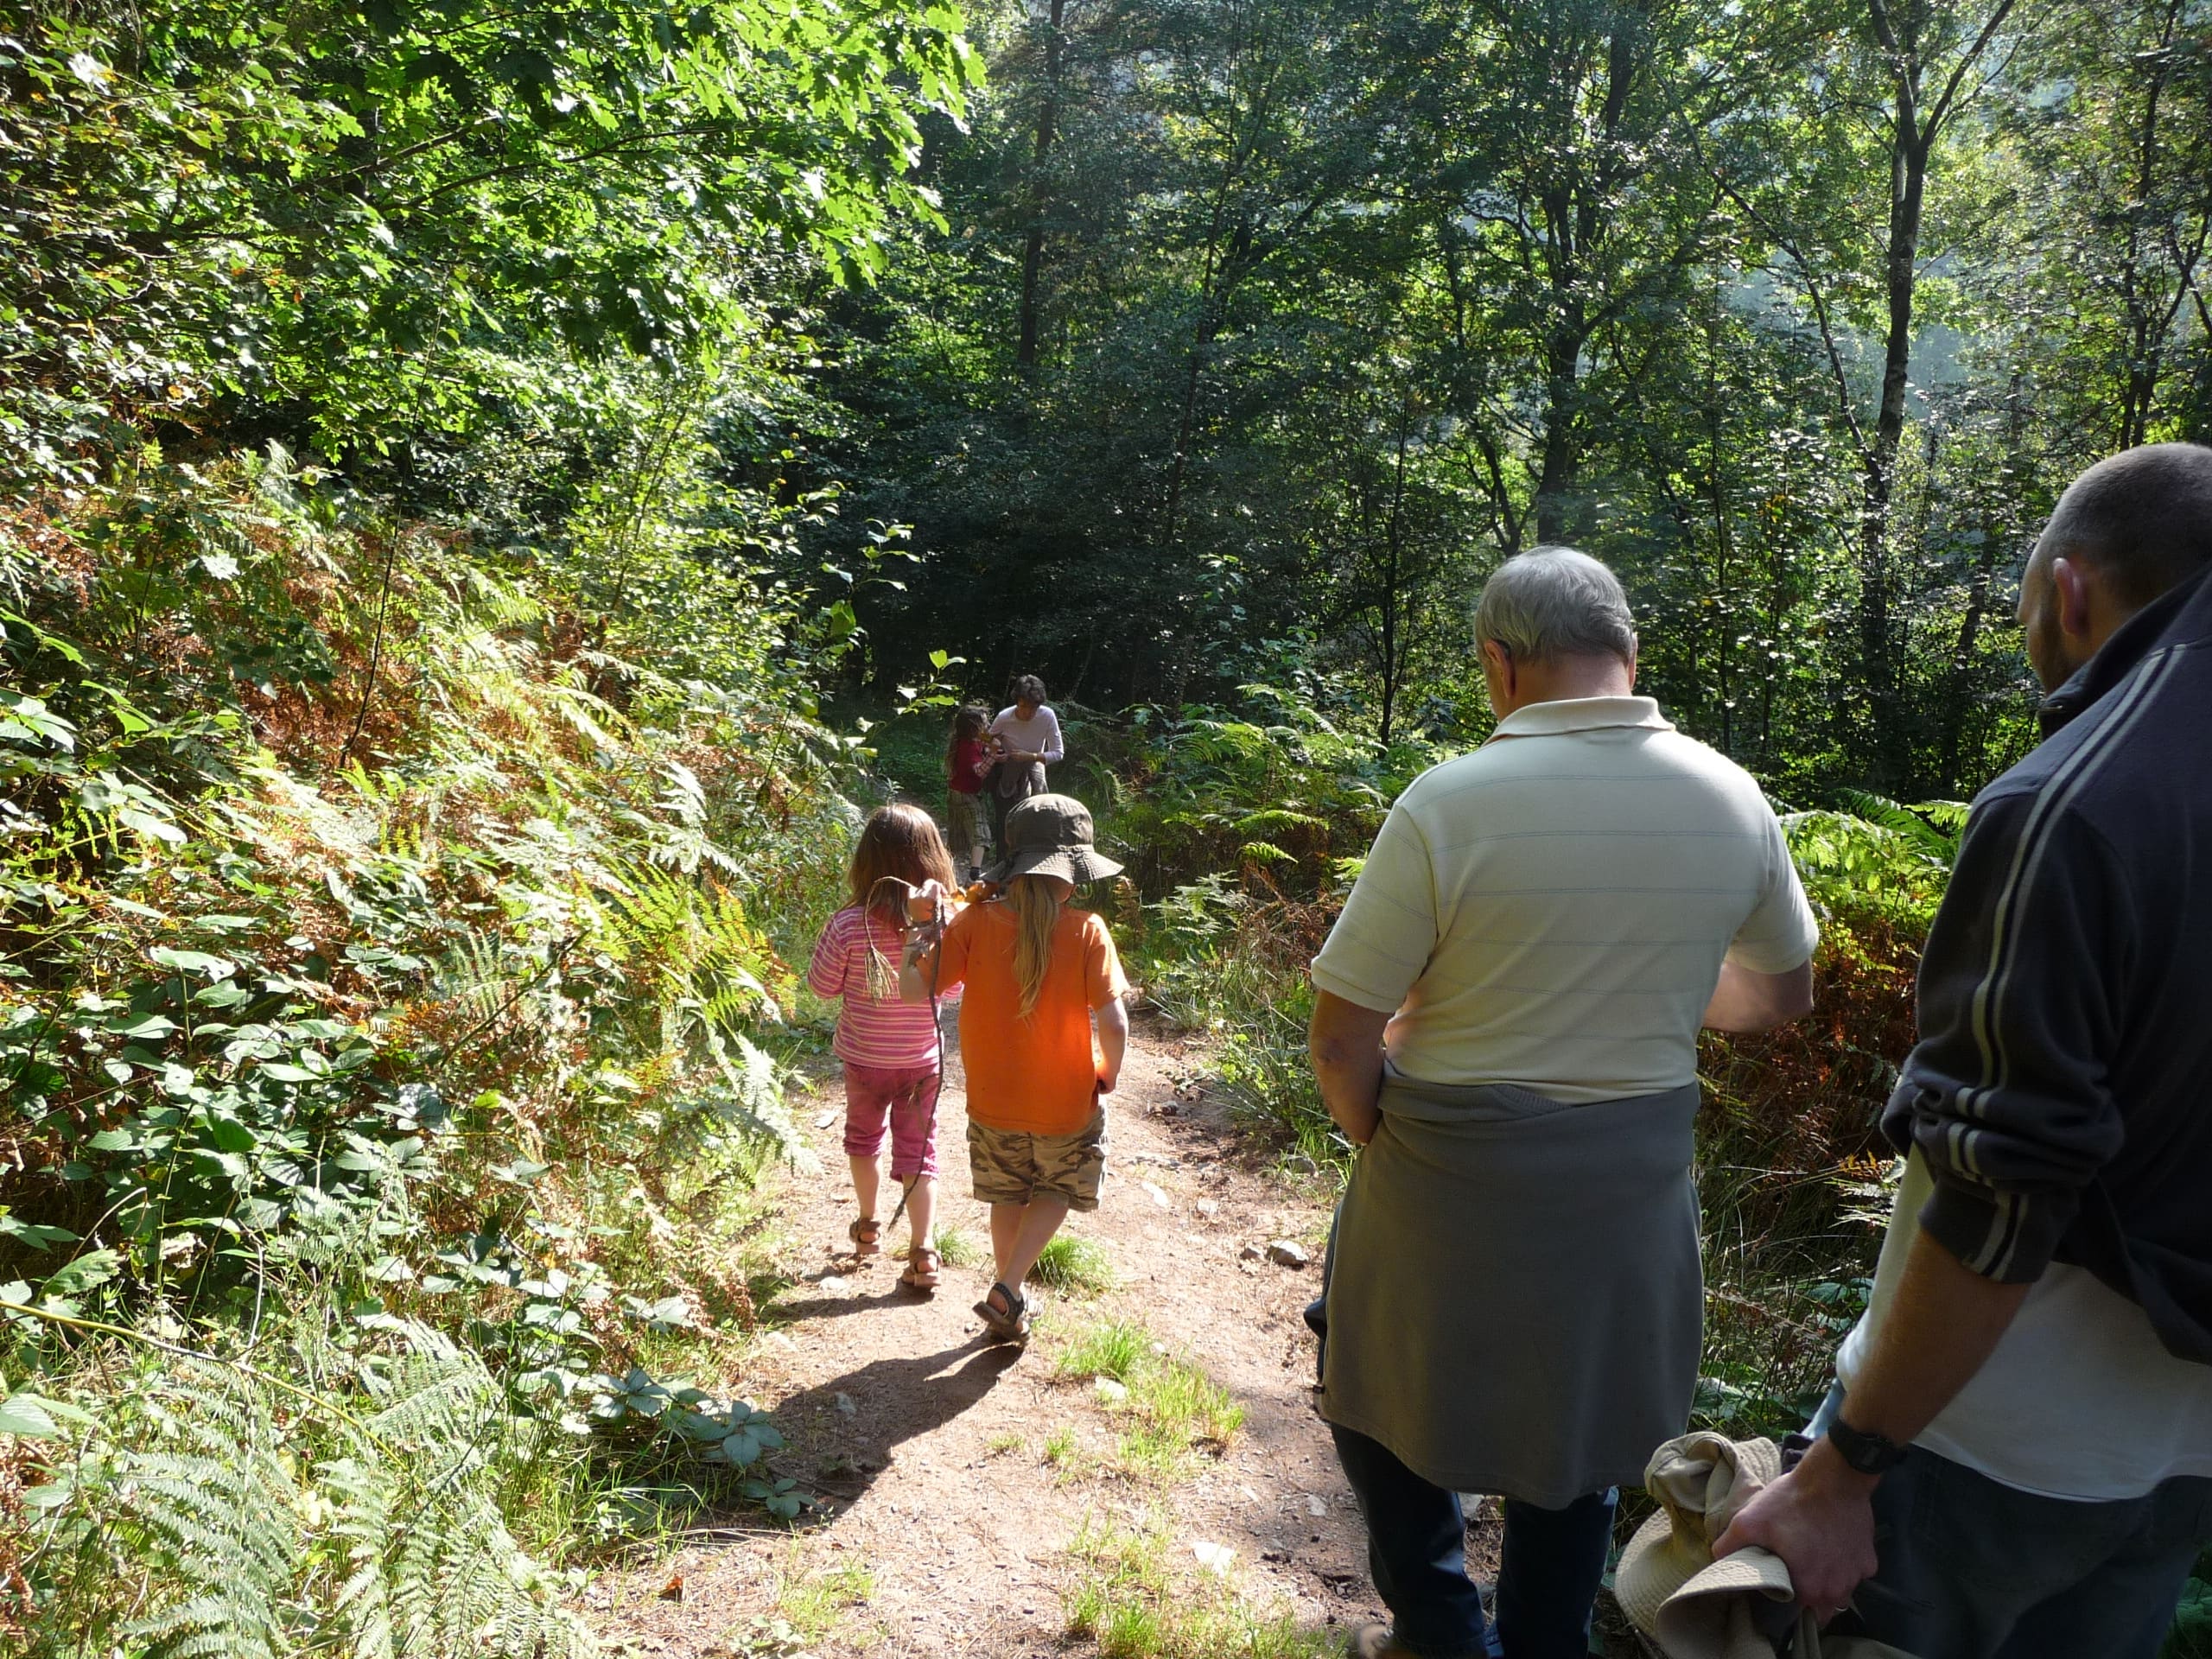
[805,905,946,1070]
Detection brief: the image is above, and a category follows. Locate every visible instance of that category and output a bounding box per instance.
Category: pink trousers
[842,1062,942,1179]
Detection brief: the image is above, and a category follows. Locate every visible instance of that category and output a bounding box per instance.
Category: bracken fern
[22,1323,594,1659]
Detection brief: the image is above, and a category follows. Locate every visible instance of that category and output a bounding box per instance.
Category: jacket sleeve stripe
[1957,647,2179,1152]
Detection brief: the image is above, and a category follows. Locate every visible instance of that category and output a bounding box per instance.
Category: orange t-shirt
[933,900,1128,1135]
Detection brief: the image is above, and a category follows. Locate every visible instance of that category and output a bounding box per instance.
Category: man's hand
[1712,1441,1880,1620]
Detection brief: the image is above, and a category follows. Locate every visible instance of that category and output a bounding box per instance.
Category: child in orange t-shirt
[901,793,1128,1343]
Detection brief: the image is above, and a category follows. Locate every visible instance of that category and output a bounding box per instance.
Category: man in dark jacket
[1717,442,2212,1658]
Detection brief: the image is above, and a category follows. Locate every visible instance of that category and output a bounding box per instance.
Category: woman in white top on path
[986,674,1063,847]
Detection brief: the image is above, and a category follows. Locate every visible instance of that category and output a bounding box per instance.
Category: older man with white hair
[1307,547,1818,1659]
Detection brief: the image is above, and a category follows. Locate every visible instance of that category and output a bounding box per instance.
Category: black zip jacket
[1884,566,2212,1363]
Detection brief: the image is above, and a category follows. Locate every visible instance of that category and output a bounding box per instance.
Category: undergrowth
[0,433,878,1649]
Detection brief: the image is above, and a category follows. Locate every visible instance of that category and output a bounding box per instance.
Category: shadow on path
[771,1339,1024,1511]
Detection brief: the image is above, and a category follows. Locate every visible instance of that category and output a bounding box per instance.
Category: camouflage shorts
[966,1108,1109,1211]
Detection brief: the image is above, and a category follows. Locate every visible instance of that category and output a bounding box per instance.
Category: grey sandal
[974,1280,1032,1343]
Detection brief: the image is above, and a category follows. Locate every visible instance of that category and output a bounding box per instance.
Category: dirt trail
[591,1020,1508,1656]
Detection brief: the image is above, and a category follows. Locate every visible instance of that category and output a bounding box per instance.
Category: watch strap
[1825,1413,1908,1476]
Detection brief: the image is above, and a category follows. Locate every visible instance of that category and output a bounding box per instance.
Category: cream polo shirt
[1310,696,1817,1103]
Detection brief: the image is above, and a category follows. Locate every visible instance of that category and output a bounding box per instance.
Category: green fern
[25,1326,595,1659]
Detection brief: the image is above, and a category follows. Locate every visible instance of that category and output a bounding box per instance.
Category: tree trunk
[1014,0,1068,371]
[1853,0,2022,784]
[1859,119,1929,775]
[1376,387,1415,750]
[1534,308,1586,544]
[1703,283,1734,755]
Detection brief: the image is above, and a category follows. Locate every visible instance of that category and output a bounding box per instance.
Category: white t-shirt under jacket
[1310,695,1817,1104]
[1838,1153,2212,1500]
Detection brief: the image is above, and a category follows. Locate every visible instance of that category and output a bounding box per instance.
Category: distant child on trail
[901,794,1128,1343]
[945,704,993,885]
[807,804,958,1292]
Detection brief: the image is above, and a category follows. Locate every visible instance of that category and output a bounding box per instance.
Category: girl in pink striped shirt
[806,804,958,1291]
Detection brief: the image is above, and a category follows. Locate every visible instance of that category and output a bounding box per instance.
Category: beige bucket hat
[1615,1432,1919,1659]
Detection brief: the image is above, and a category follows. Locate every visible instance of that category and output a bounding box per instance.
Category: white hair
[1473,546,1637,665]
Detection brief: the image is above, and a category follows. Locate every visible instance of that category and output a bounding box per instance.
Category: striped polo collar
[1489,695,1674,740]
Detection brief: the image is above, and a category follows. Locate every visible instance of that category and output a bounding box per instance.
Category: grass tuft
[1029,1231,1117,1293]
[932,1225,982,1268]
[1054,1320,1244,1484]
[773,1551,874,1639]
[1056,1320,1149,1384]
[1065,1512,1336,1658]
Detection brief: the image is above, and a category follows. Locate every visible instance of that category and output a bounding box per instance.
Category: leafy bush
[1072,695,1429,900]
[0,445,873,1648]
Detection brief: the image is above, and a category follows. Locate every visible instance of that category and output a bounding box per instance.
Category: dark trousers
[1332,1422,1617,1659]
[1840,1440,2212,1659]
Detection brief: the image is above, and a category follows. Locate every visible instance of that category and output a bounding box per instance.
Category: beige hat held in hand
[1615,1432,1919,1659]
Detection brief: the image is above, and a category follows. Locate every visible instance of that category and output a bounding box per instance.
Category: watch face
[1830,1418,1904,1473]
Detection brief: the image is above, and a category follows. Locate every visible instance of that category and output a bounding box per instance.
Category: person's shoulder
[1063,905,1115,939]
[1640,728,1776,801]
[991,705,1017,721]
[1390,745,1513,816]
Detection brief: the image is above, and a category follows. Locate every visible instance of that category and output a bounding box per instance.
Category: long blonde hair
[1007,874,1064,1018]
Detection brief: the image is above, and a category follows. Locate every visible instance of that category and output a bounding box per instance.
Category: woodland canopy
[3,0,2211,1651]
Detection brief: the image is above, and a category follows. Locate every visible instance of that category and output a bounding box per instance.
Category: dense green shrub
[0,446,870,1649]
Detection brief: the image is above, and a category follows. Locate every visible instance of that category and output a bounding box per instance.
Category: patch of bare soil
[591,1021,1509,1656]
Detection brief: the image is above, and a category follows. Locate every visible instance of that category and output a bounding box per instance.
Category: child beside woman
[806,804,957,1292]
[902,794,1128,1342]
[944,704,993,885]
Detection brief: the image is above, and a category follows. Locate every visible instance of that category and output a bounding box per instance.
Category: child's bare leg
[901,1174,937,1252]
[849,1154,881,1222]
[991,1196,1071,1293]
[989,1199,1021,1270]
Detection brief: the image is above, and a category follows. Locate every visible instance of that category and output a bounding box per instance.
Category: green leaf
[41,1249,122,1297]
[0,1215,79,1251]
[0,1395,61,1438]
[149,947,238,980]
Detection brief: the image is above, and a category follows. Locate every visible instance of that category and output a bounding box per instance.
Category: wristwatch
[1825,1413,1908,1476]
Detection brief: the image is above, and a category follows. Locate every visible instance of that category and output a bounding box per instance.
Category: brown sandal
[899,1246,942,1293]
[848,1216,881,1257]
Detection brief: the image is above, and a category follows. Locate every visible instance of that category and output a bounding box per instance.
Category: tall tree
[1850,0,2029,776]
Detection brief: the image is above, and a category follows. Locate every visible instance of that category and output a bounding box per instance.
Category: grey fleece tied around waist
[1319,1074,1705,1509]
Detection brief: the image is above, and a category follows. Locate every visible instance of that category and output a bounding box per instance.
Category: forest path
[589,1020,1492,1657]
